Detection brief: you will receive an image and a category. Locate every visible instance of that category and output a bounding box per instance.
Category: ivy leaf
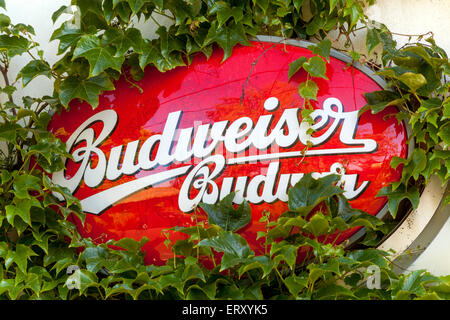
[185,281,217,300]
[0,85,16,96]
[271,242,299,269]
[157,270,185,295]
[127,0,147,14]
[293,0,304,12]
[73,34,124,77]
[304,213,330,237]
[10,244,38,274]
[164,0,193,25]
[362,90,405,114]
[51,5,69,24]
[397,72,427,92]
[110,259,139,276]
[10,23,35,37]
[112,0,124,8]
[139,39,186,72]
[253,0,269,13]
[44,247,77,275]
[200,192,251,232]
[288,56,307,80]
[343,4,362,30]
[0,13,10,28]
[1,170,12,185]
[18,60,52,86]
[12,174,42,199]
[0,0,5,9]
[403,46,446,70]
[133,281,163,299]
[23,273,41,296]
[103,28,143,57]
[50,22,86,55]
[331,194,357,220]
[404,148,428,182]
[109,237,150,253]
[307,260,341,285]
[347,211,384,230]
[197,231,253,271]
[76,0,108,30]
[104,282,135,299]
[243,282,264,300]
[102,0,115,23]
[171,239,195,257]
[415,292,442,300]
[328,0,338,12]
[442,99,450,120]
[0,123,20,143]
[156,26,184,59]
[391,270,435,299]
[283,274,308,296]
[27,137,67,172]
[216,282,244,299]
[77,270,99,295]
[115,2,132,23]
[344,272,363,287]
[204,21,250,61]
[306,15,325,36]
[265,218,295,242]
[298,80,319,100]
[288,174,343,216]
[0,35,29,58]
[80,247,108,273]
[169,224,221,241]
[59,73,114,108]
[350,50,360,61]
[308,39,331,61]
[31,230,52,255]
[314,283,356,299]
[422,153,443,181]
[6,198,42,226]
[182,257,206,283]
[438,123,450,148]
[238,255,274,278]
[366,28,381,53]
[400,270,428,294]
[303,56,328,79]
[348,249,388,268]
[377,185,420,218]
[0,280,14,298]
[209,2,243,27]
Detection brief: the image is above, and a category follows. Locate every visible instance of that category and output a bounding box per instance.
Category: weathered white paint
[408,210,450,276]
[377,176,447,257]
[2,0,450,275]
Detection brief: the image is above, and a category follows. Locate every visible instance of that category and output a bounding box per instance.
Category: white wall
[2,0,68,100]
[409,216,450,276]
[3,0,450,275]
[364,0,450,276]
[366,0,450,54]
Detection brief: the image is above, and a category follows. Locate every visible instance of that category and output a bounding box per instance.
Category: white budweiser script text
[52,97,377,214]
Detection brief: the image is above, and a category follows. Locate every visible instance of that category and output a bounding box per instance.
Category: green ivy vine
[0,0,449,300]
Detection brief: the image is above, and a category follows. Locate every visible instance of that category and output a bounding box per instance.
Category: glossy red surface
[48,41,408,265]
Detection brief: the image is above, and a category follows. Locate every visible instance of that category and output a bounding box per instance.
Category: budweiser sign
[48,40,408,264]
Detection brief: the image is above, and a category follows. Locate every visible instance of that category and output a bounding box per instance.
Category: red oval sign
[48,40,408,265]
